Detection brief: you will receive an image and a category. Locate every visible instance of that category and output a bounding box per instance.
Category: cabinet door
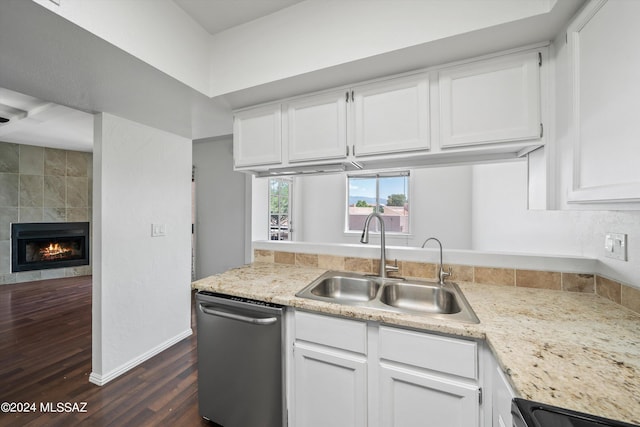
[439,51,541,148]
[493,365,515,427]
[233,104,282,167]
[566,0,640,205]
[294,343,368,427]
[352,74,430,156]
[286,90,348,162]
[379,364,479,427]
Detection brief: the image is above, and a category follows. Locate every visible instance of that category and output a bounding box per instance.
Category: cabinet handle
[346,145,350,156]
[540,123,544,138]
[346,91,349,103]
[352,145,356,156]
[351,90,354,102]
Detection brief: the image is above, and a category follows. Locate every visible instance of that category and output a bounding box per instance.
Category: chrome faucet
[421,237,452,285]
[360,212,398,278]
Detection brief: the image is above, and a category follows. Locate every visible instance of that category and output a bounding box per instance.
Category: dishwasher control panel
[197,290,284,309]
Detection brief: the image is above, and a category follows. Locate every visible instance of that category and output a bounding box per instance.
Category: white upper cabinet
[285,90,348,163]
[285,74,430,163]
[439,51,541,148]
[352,73,430,156]
[232,47,546,173]
[566,0,640,206]
[233,103,282,167]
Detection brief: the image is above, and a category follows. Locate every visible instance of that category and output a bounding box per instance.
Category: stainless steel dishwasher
[195,290,286,427]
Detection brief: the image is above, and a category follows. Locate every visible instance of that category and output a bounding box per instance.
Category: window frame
[344,170,412,236]
[268,177,293,241]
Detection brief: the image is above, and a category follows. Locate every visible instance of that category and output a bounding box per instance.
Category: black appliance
[512,398,639,427]
[11,222,90,272]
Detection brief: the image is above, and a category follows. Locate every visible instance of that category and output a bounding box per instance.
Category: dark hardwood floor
[0,276,212,427]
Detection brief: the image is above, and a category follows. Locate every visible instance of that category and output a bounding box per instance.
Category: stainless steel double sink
[296,271,479,324]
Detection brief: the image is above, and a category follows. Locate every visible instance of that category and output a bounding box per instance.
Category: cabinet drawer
[295,311,367,355]
[378,326,477,380]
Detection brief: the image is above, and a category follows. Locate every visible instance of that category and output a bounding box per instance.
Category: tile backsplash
[0,141,92,284]
[255,249,640,315]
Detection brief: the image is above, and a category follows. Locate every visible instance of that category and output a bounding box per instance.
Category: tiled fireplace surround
[0,141,92,284]
[255,249,640,315]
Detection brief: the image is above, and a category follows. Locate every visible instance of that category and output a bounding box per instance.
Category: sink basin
[296,271,479,323]
[379,283,461,314]
[310,275,380,302]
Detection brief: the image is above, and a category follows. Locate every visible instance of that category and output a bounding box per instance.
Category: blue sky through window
[348,175,408,205]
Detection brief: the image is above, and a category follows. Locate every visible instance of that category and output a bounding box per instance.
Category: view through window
[347,172,410,233]
[269,178,292,240]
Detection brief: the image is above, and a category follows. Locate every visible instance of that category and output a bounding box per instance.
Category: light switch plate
[151,223,167,237]
[604,232,627,261]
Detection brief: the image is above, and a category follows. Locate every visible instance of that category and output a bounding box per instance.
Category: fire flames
[40,242,73,260]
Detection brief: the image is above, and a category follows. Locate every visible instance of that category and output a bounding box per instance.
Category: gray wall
[0,141,92,284]
[193,137,246,279]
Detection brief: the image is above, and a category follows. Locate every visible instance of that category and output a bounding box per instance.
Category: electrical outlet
[604,232,627,261]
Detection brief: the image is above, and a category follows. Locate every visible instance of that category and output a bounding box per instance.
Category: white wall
[471,159,640,288]
[468,5,640,288]
[471,162,593,256]
[467,18,640,290]
[251,177,269,242]
[193,137,246,278]
[32,0,211,95]
[91,113,192,385]
[413,167,473,248]
[550,19,640,288]
[30,0,565,101]
[280,166,473,249]
[254,157,640,289]
[208,0,553,96]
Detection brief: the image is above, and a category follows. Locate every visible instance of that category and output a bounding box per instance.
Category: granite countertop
[192,263,640,424]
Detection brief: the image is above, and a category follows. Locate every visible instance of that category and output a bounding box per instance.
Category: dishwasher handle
[199,304,279,325]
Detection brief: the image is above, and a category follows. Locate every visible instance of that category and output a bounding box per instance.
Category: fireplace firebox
[11,222,90,272]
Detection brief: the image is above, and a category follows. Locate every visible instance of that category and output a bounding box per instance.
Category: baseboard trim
[89,328,193,386]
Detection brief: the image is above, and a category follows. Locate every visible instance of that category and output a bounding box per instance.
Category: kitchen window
[269,177,292,240]
[346,172,410,234]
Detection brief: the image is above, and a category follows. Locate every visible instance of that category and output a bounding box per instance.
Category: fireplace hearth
[11,222,90,273]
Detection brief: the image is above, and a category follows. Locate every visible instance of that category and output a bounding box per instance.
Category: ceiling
[0,0,306,152]
[173,0,304,35]
[0,87,94,152]
[0,0,584,153]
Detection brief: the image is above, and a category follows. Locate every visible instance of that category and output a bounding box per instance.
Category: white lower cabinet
[492,361,516,427]
[291,310,482,427]
[292,311,368,427]
[379,364,479,427]
[377,325,480,427]
[479,343,517,427]
[293,344,368,427]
